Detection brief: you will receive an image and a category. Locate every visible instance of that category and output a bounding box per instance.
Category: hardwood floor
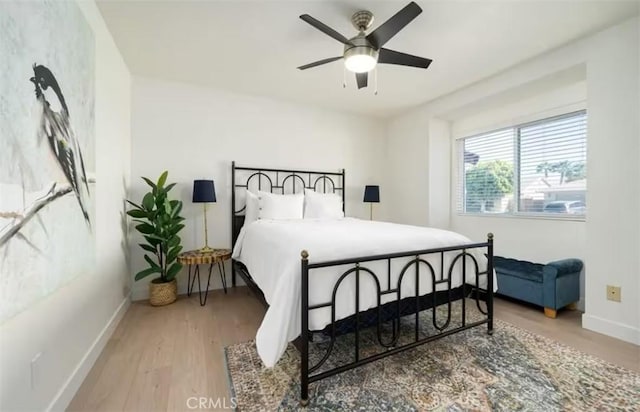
[68,289,639,411]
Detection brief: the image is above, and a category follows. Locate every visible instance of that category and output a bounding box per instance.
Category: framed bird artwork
[0,0,96,322]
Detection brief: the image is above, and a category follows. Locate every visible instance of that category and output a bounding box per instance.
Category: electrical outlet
[30,352,42,390]
[606,285,621,302]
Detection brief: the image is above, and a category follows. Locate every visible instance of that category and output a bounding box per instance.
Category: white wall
[427,118,451,229]
[582,19,639,344]
[130,76,387,299]
[0,2,132,411]
[385,17,639,344]
[383,112,430,226]
[382,115,450,230]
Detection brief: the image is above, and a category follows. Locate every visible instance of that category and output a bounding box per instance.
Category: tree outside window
[465,160,514,212]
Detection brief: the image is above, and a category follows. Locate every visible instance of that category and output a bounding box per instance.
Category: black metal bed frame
[230,162,494,406]
[230,161,345,288]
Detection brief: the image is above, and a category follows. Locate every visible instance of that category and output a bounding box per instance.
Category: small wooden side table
[177,249,231,306]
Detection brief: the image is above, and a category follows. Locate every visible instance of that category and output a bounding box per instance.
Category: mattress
[232,217,496,367]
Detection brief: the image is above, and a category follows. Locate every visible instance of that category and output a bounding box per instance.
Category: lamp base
[199,245,214,253]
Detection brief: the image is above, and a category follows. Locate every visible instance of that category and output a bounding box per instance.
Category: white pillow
[244,190,259,226]
[258,191,304,220]
[304,189,344,219]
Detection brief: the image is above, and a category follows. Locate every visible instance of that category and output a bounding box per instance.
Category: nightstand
[177,248,231,306]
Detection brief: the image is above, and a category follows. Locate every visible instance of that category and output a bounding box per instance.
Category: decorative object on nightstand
[127,171,185,306]
[178,248,231,306]
[193,179,216,252]
[363,185,380,220]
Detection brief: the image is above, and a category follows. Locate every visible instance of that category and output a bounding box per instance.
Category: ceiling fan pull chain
[374,67,378,95]
[343,66,347,88]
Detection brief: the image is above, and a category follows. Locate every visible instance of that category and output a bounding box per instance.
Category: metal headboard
[231,161,346,247]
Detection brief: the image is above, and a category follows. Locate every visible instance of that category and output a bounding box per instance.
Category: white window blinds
[459,128,514,213]
[458,110,587,217]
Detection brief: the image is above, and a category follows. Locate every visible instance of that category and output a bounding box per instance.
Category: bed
[230,162,495,405]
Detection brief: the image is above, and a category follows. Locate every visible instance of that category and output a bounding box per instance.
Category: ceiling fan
[297,1,432,90]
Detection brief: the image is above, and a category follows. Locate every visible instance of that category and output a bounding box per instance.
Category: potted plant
[127,171,185,306]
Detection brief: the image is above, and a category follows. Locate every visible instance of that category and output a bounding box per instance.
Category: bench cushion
[494,256,544,283]
[493,255,582,311]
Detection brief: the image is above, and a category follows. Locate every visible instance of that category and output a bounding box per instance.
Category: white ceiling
[97,0,638,117]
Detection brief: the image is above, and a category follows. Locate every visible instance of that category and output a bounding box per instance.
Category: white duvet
[232,218,496,367]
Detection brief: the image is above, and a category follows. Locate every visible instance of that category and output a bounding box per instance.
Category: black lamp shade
[193,180,216,203]
[363,185,380,203]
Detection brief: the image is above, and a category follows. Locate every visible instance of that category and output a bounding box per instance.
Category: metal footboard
[299,233,494,405]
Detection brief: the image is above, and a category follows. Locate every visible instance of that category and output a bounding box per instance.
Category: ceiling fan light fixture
[298,2,431,88]
[344,46,378,73]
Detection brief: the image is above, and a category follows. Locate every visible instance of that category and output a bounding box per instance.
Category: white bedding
[232,218,496,367]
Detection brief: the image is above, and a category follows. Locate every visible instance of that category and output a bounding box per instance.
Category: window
[458,111,587,218]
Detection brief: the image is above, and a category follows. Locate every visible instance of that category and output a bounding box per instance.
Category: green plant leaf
[166,262,182,281]
[136,223,155,234]
[146,233,165,241]
[155,191,166,206]
[167,245,183,263]
[168,235,180,248]
[139,243,156,253]
[142,176,157,190]
[126,200,142,209]
[157,171,168,189]
[144,235,162,246]
[170,201,183,218]
[126,209,147,218]
[170,224,185,236]
[163,183,176,194]
[135,267,161,281]
[142,193,155,211]
[144,254,160,269]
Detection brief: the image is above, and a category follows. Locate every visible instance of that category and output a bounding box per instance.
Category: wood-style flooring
[68,288,639,411]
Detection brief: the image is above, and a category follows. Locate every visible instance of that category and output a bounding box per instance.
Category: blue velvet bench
[493,256,583,318]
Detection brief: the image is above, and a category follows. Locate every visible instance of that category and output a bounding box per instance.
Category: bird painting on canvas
[29,63,91,227]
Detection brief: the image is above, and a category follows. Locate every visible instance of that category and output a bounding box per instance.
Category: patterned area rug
[224,302,640,411]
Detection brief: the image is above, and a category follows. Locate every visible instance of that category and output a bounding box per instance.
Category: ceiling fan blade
[356,72,368,89]
[300,14,352,45]
[366,2,422,49]
[297,56,343,70]
[378,48,432,69]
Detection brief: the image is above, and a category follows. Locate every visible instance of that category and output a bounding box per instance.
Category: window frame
[457,110,587,221]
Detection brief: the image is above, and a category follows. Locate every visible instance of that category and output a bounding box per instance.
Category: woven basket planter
[149,278,177,306]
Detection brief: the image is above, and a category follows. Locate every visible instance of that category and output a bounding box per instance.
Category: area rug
[224,302,640,411]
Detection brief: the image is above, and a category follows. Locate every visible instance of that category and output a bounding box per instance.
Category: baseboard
[131,281,232,301]
[47,295,131,412]
[582,313,640,345]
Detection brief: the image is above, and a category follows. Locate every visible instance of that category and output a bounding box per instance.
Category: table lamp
[363,185,380,220]
[193,180,216,252]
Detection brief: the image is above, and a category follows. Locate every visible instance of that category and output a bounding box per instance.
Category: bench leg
[544,307,557,319]
[566,302,578,310]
